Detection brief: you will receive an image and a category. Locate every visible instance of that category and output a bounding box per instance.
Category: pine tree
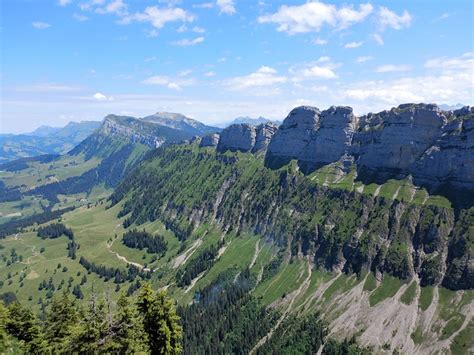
[71,292,110,353]
[6,301,47,353]
[110,292,150,353]
[0,302,10,353]
[137,283,183,355]
[44,290,80,352]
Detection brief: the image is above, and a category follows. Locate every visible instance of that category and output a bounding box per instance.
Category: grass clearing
[369,275,403,307]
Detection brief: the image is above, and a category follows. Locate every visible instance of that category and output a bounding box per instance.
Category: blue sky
[1,0,473,133]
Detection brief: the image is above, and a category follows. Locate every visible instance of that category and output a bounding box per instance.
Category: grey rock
[353,103,446,180]
[217,124,257,153]
[265,106,321,168]
[253,122,278,152]
[200,133,220,148]
[299,106,358,171]
[264,103,474,197]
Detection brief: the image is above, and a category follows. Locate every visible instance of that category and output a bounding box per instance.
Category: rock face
[413,107,474,192]
[99,113,220,149]
[200,133,220,148]
[265,106,321,168]
[217,122,278,153]
[253,122,278,152]
[300,106,358,171]
[353,104,446,181]
[265,103,474,196]
[265,106,357,171]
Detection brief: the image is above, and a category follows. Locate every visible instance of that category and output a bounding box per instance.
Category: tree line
[79,256,151,284]
[37,222,74,240]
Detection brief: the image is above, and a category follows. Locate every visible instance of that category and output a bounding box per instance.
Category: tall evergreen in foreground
[0,284,182,354]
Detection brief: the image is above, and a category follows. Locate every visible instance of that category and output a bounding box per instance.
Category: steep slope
[0,121,101,163]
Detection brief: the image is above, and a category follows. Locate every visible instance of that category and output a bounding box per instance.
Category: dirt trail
[250,260,312,354]
[106,239,149,271]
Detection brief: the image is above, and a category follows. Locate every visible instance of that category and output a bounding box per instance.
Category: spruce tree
[111,292,150,353]
[137,283,183,354]
[0,302,10,353]
[44,290,80,352]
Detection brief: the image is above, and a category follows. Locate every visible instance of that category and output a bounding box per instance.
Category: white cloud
[172,36,204,46]
[424,52,473,71]
[204,71,216,77]
[216,0,236,15]
[93,92,114,101]
[356,56,373,63]
[193,2,214,9]
[142,75,196,90]
[313,37,327,45]
[371,33,384,45]
[192,26,205,33]
[224,66,287,92]
[145,29,159,37]
[14,83,79,92]
[291,57,339,81]
[58,0,72,6]
[73,13,89,21]
[258,2,373,34]
[437,12,452,21]
[144,56,157,62]
[32,22,51,29]
[342,53,473,110]
[121,6,193,29]
[375,64,412,73]
[344,41,363,48]
[95,0,127,15]
[377,7,412,30]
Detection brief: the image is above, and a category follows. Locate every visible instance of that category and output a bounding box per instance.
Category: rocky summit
[259,103,474,200]
[215,122,278,153]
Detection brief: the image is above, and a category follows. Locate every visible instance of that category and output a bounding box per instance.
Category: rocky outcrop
[217,122,278,153]
[353,104,447,181]
[265,106,320,168]
[253,122,278,152]
[265,106,358,172]
[200,133,220,148]
[412,107,474,193]
[265,103,474,198]
[300,106,358,171]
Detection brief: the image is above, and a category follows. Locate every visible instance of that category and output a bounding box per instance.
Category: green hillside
[1,142,472,354]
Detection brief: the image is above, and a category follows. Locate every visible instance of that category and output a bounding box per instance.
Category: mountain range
[0,103,472,354]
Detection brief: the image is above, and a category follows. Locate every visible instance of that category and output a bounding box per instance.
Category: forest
[122,229,168,255]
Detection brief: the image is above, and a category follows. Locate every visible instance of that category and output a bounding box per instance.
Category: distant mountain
[0,121,101,163]
[438,103,466,111]
[143,112,220,136]
[217,116,281,128]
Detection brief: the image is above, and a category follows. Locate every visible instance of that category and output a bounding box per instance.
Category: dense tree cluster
[256,314,367,355]
[37,223,74,240]
[179,269,276,354]
[176,243,222,287]
[79,256,151,283]
[0,207,75,239]
[122,229,167,255]
[0,284,182,354]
